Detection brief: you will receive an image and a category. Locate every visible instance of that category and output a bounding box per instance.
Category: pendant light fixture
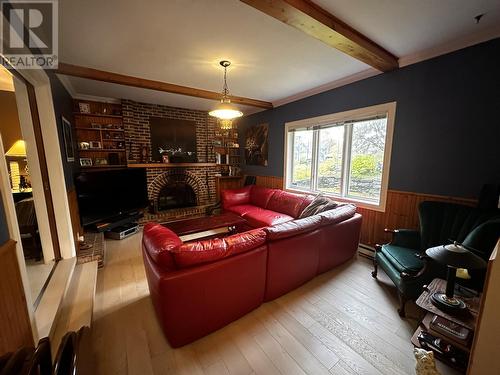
[209,61,243,126]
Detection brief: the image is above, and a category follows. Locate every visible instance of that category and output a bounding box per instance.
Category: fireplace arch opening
[157,181,196,211]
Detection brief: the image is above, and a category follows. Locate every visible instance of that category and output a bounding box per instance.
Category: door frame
[14,67,75,259]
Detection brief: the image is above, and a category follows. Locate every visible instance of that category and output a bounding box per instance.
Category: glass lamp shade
[5,140,27,157]
[219,119,233,130]
[209,102,243,120]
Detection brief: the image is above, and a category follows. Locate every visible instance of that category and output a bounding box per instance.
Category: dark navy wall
[238,38,500,199]
[47,72,78,189]
[0,193,9,245]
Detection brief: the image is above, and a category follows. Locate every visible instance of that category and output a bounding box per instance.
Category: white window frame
[283,102,396,212]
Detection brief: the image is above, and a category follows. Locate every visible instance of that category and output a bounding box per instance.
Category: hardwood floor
[91,231,460,375]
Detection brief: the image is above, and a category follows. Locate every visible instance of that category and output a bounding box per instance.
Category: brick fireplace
[122,99,223,223]
[122,99,217,163]
[136,165,219,224]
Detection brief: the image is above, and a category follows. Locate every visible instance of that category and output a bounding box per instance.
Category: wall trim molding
[57,29,500,113]
[273,28,500,108]
[272,68,380,107]
[56,74,120,103]
[398,24,500,67]
[250,175,479,246]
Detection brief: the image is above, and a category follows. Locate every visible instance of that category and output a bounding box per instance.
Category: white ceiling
[58,0,500,113]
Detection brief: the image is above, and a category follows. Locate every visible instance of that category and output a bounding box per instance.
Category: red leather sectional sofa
[142,185,362,347]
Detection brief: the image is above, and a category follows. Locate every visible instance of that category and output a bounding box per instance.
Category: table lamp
[426,241,487,311]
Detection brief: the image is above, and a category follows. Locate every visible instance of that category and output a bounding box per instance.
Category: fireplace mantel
[128,163,218,168]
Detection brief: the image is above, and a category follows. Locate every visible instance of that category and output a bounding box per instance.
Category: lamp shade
[5,140,26,157]
[426,242,487,269]
[209,102,243,120]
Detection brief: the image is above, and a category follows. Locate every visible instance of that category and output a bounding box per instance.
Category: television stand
[91,211,143,232]
[105,222,140,240]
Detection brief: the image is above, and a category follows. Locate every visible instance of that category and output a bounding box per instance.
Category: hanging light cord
[222,65,229,101]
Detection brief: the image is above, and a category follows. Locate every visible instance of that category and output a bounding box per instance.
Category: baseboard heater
[358,244,375,259]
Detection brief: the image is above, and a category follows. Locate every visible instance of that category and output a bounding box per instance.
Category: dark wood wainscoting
[255,175,284,189]
[357,190,476,247]
[0,240,33,355]
[216,176,243,201]
[252,175,476,247]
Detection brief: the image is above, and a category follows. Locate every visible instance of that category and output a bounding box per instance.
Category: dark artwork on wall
[149,117,197,162]
[61,116,75,162]
[245,123,269,166]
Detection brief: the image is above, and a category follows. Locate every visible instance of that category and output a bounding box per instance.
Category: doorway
[0,65,60,306]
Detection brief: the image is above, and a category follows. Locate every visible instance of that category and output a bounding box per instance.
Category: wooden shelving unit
[73,100,127,168]
[213,128,241,170]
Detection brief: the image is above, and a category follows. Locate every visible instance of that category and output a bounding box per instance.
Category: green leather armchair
[372,201,500,317]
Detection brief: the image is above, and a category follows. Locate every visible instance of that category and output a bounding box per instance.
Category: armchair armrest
[384,228,421,250]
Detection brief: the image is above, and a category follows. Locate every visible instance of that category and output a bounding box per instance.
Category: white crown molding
[398,24,500,67]
[58,26,500,112]
[272,68,380,108]
[273,26,500,109]
[55,74,120,103]
[71,93,121,104]
[55,74,77,97]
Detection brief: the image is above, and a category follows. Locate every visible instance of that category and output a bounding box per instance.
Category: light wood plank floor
[91,230,460,375]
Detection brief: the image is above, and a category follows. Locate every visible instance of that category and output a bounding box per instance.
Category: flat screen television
[75,168,148,226]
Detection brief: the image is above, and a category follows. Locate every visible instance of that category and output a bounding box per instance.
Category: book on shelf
[429,315,471,345]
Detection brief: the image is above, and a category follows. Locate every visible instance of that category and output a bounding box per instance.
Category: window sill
[284,187,387,212]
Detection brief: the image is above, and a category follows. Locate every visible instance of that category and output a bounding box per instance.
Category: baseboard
[358,244,375,260]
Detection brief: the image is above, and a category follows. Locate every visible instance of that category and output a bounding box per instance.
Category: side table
[411,278,481,373]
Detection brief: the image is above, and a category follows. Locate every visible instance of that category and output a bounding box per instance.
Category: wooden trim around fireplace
[128,163,218,168]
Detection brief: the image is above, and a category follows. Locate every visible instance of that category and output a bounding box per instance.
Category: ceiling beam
[240,0,398,72]
[55,63,274,110]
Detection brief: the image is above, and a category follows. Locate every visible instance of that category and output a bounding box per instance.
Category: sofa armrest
[385,229,421,250]
[221,185,252,210]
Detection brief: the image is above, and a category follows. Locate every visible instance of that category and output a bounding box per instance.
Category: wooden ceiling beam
[55,63,274,110]
[240,0,398,72]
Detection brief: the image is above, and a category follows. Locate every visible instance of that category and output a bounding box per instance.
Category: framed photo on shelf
[61,116,75,162]
[79,158,92,167]
[89,141,102,149]
[95,157,108,165]
[79,102,91,113]
[79,142,90,150]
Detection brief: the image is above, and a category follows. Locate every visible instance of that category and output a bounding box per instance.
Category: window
[284,102,396,211]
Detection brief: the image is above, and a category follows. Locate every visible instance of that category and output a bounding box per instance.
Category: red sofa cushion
[267,190,313,218]
[318,214,362,274]
[225,204,258,217]
[143,223,181,270]
[319,204,357,226]
[221,185,251,210]
[243,207,294,228]
[249,186,275,208]
[265,215,322,241]
[264,229,321,301]
[172,229,267,268]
